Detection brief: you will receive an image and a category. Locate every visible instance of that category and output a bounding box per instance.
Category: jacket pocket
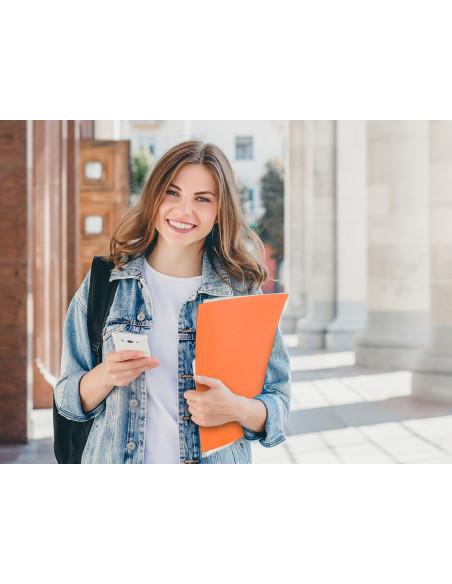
[101,322,129,362]
[102,321,128,342]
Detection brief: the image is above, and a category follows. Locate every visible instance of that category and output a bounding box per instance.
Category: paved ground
[2,335,452,464]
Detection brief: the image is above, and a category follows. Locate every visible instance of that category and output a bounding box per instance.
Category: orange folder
[194,292,288,454]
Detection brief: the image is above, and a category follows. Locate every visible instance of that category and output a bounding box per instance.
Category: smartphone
[112,332,152,357]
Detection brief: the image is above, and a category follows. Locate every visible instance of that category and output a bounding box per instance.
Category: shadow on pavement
[285,395,452,436]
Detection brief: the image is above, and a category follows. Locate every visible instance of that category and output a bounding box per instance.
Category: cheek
[204,206,218,224]
[157,202,170,219]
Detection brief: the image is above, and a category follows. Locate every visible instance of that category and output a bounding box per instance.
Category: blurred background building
[1,120,451,448]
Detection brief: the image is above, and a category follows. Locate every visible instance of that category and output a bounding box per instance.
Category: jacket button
[130,399,138,408]
[127,442,136,451]
[137,313,145,321]
[137,281,143,289]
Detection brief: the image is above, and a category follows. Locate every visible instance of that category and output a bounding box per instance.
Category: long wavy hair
[107,140,273,293]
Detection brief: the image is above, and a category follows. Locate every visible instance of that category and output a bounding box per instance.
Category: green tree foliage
[258,158,284,290]
[234,173,250,212]
[130,146,156,203]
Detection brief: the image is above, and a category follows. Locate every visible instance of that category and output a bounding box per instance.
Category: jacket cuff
[54,370,106,422]
[242,393,286,448]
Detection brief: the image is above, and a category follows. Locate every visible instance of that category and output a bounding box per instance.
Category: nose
[178,197,194,217]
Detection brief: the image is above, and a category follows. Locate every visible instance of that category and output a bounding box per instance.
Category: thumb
[193,374,219,388]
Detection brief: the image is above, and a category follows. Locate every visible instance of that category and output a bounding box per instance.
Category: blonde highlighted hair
[107,140,272,293]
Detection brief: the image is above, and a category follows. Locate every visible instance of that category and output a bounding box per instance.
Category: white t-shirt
[142,257,202,464]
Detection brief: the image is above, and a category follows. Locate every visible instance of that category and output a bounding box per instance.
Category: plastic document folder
[194,292,288,455]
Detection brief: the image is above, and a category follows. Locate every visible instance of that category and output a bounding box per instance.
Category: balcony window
[236,137,253,160]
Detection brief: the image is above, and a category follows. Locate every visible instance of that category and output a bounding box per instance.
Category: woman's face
[155,163,219,251]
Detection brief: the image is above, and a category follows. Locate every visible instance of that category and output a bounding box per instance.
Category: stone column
[297,121,336,349]
[94,120,122,140]
[281,120,312,333]
[354,121,430,369]
[326,121,367,350]
[0,121,30,443]
[412,121,452,403]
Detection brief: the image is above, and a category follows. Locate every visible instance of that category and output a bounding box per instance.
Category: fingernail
[136,351,143,357]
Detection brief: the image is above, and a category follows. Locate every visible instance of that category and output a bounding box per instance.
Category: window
[236,137,253,160]
[84,161,103,180]
[84,215,103,234]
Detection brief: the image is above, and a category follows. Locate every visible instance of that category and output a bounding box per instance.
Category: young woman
[54,140,291,464]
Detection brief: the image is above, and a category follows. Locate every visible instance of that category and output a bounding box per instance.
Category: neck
[145,238,204,277]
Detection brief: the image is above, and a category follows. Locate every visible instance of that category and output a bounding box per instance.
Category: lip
[166,219,197,233]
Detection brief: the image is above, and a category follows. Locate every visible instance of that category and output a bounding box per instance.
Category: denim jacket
[54,247,291,464]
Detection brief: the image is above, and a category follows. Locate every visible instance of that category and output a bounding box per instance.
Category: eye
[166,189,211,203]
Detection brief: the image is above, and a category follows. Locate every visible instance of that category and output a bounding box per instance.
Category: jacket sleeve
[241,286,291,448]
[54,269,106,422]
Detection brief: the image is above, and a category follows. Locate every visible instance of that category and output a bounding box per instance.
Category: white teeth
[168,220,195,230]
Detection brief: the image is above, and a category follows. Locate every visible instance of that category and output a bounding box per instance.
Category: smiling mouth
[167,219,197,232]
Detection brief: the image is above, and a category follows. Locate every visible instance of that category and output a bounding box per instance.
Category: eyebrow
[169,183,216,197]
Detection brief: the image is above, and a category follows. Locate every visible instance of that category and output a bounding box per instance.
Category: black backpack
[53,256,119,464]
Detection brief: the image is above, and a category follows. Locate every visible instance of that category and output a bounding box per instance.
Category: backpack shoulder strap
[87,256,119,366]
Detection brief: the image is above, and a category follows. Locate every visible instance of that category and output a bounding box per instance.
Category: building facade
[284,120,452,403]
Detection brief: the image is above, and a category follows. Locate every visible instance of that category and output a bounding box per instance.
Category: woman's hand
[80,350,159,413]
[103,350,160,387]
[184,375,268,432]
[184,375,241,427]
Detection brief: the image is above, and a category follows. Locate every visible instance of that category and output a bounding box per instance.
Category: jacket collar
[108,246,233,298]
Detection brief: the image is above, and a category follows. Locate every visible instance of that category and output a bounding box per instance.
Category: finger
[117,357,156,370]
[183,390,199,401]
[193,375,219,387]
[133,363,160,379]
[112,357,159,372]
[117,364,153,385]
[110,350,146,362]
[126,357,160,371]
[139,361,160,374]
[187,405,199,417]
